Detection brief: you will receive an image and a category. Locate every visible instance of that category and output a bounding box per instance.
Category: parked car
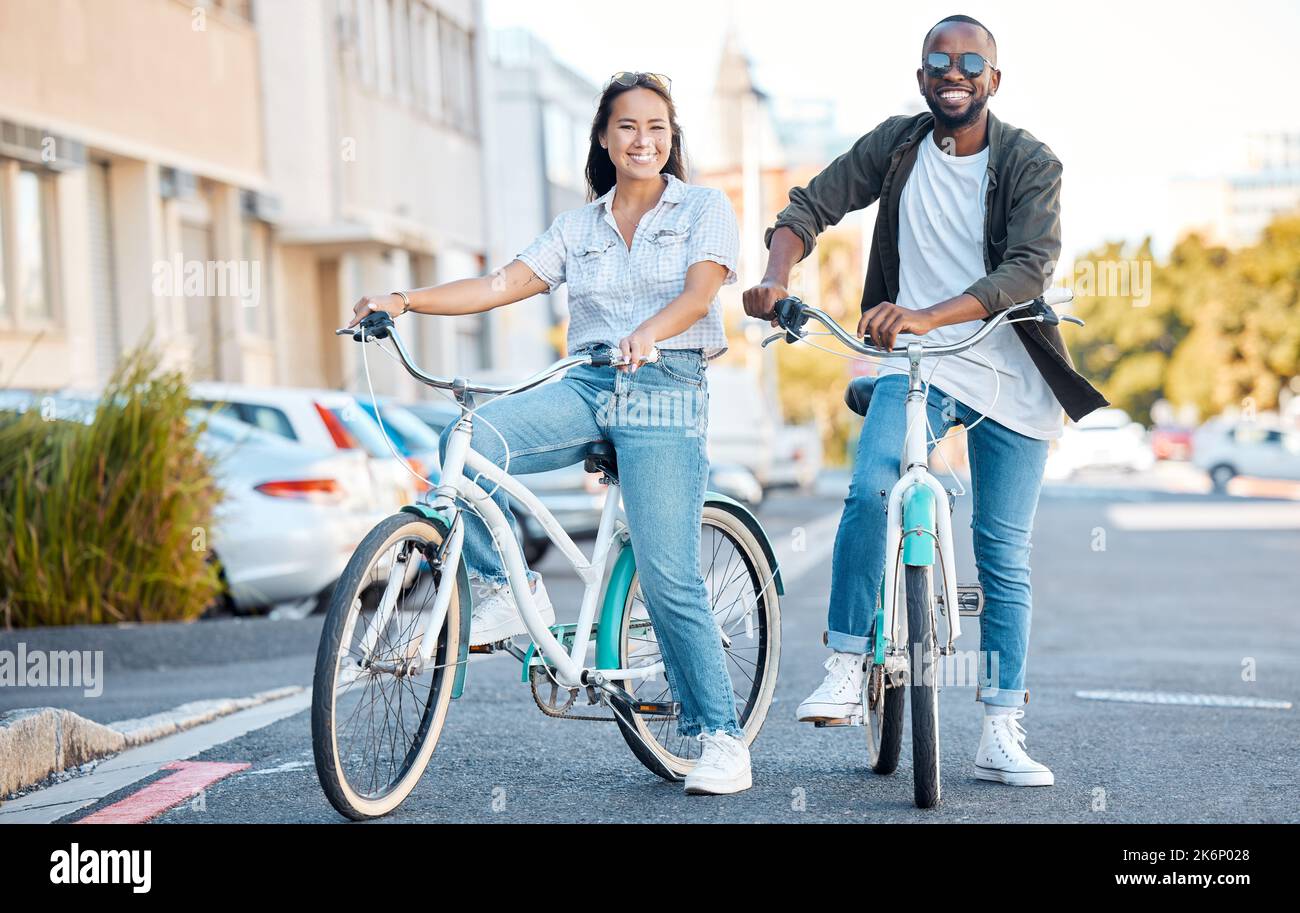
[766,422,823,490]
[1,389,372,614]
[1044,408,1156,479]
[402,399,608,563]
[1192,420,1300,492]
[354,395,442,493]
[190,384,421,518]
[196,410,376,613]
[705,364,777,486]
[1151,424,1195,461]
[708,462,763,506]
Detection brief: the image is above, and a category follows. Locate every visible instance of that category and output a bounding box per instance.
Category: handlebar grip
[1041,287,1074,307]
[773,296,809,341]
[589,352,614,368]
[355,311,394,340]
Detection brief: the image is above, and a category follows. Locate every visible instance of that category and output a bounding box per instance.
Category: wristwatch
[392,290,411,315]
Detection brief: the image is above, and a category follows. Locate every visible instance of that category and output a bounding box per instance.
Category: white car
[1192,420,1300,492]
[198,411,376,612]
[706,365,778,486]
[0,389,374,613]
[1044,408,1156,480]
[190,384,422,519]
[766,422,824,490]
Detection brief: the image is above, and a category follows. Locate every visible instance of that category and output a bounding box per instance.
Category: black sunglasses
[606,71,672,95]
[923,51,995,79]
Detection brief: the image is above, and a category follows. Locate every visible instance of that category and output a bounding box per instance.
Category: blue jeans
[436,346,742,738]
[826,373,1049,707]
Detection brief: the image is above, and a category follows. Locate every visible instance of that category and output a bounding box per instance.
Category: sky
[484,0,1300,265]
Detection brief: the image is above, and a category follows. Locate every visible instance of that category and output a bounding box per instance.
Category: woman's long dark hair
[584,75,688,201]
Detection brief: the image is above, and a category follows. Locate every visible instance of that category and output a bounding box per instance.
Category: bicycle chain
[528,666,614,721]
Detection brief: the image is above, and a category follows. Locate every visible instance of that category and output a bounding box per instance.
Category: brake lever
[761,331,785,348]
[1061,315,1085,327]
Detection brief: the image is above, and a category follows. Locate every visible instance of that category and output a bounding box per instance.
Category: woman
[349,72,749,795]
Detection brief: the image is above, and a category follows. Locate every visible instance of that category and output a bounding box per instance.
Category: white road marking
[772,509,843,589]
[1106,502,1300,530]
[1075,689,1292,710]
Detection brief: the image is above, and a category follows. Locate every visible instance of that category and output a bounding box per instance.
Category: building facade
[0,0,267,390]
[0,0,535,400]
[482,28,598,373]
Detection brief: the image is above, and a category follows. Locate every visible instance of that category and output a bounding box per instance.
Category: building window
[354,0,375,86]
[455,314,488,373]
[0,181,7,320]
[392,0,409,102]
[242,219,272,337]
[409,3,426,110]
[374,0,393,96]
[439,16,477,134]
[15,169,54,323]
[421,8,441,118]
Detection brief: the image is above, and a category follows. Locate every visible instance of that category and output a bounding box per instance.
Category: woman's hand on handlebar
[348,293,406,329]
[857,301,936,351]
[617,327,657,373]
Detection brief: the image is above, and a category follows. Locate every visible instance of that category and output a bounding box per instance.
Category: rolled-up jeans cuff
[825,629,872,654]
[976,685,1029,707]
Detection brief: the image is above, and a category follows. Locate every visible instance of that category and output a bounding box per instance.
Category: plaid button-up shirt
[516,173,738,359]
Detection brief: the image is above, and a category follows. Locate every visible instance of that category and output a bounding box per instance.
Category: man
[744,15,1108,786]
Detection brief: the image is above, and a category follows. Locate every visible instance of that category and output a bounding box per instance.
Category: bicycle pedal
[956,584,983,616]
[813,714,863,728]
[631,700,680,717]
[468,642,501,654]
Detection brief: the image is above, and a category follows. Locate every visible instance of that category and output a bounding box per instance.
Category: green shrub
[0,346,222,627]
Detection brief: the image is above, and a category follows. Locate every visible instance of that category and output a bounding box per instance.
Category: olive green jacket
[767,109,1108,422]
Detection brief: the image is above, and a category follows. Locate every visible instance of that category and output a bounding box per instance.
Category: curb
[0,686,304,798]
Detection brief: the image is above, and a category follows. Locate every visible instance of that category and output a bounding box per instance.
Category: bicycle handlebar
[336,312,658,397]
[761,287,1082,359]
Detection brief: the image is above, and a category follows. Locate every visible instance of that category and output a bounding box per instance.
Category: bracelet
[392,290,411,315]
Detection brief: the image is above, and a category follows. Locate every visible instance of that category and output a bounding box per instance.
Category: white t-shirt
[890,130,1063,440]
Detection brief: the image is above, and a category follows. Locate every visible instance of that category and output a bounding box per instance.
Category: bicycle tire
[906,564,941,808]
[311,514,464,820]
[613,505,781,780]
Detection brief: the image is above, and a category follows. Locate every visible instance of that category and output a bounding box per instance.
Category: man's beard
[925,90,988,129]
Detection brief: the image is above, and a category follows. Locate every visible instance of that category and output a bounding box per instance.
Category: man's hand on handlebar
[742,280,789,328]
[348,293,406,329]
[857,301,937,352]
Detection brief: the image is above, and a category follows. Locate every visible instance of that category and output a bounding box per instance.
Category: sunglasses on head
[606,71,672,95]
[923,51,994,79]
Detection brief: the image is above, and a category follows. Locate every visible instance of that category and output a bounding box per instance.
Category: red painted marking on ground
[77,761,250,824]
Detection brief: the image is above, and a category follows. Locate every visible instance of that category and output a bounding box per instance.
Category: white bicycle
[311,311,783,820]
[764,288,1080,808]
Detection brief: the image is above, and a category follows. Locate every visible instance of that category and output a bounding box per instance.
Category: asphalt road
[6,473,1299,823]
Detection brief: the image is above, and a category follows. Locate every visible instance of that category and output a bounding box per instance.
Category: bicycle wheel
[866,559,905,774]
[312,514,464,820]
[614,505,781,780]
[905,564,941,808]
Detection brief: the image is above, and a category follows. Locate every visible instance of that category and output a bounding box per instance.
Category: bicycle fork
[879,468,963,666]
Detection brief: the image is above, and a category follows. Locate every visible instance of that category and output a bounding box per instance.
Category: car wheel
[1209,463,1236,493]
[201,553,238,619]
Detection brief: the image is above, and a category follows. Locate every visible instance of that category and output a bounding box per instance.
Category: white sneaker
[974,708,1055,786]
[683,730,752,795]
[796,651,865,721]
[469,573,555,646]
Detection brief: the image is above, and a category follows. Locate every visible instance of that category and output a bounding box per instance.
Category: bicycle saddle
[845,376,878,417]
[582,441,618,480]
